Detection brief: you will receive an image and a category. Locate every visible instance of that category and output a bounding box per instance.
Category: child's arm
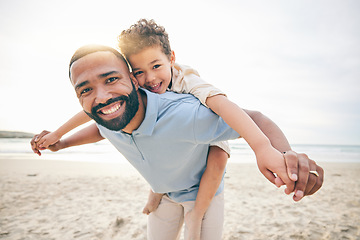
[173,65,294,187]
[242,109,291,152]
[31,123,104,155]
[206,95,296,190]
[36,111,91,148]
[188,102,313,228]
[242,108,323,200]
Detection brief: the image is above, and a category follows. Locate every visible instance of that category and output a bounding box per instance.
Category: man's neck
[121,89,147,134]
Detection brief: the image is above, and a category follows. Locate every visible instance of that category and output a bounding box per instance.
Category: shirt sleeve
[170,63,226,108]
[192,102,240,144]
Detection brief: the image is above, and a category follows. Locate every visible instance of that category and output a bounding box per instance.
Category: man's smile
[97,101,124,118]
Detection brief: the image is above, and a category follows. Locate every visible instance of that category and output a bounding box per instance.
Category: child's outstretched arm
[36,111,91,148]
[242,109,323,201]
[31,123,104,156]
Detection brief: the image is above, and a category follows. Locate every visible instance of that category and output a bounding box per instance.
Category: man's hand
[257,147,324,202]
[30,130,62,156]
[282,151,324,201]
[30,130,49,156]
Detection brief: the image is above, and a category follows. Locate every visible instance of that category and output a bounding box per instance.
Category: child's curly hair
[118,19,172,61]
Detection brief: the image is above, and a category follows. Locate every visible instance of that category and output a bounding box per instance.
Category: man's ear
[130,73,139,89]
[170,50,176,67]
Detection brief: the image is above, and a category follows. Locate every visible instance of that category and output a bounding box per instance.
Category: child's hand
[184,209,202,240]
[255,145,297,196]
[36,131,62,149]
[30,130,51,156]
[30,130,63,156]
[142,191,163,215]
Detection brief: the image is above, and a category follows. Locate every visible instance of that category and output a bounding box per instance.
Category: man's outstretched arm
[31,123,104,155]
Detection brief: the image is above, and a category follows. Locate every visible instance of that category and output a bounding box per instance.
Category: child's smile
[148,82,163,92]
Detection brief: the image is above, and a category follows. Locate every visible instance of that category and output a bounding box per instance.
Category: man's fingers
[30,136,41,156]
[293,153,311,199]
[301,163,319,198]
[293,154,325,201]
[30,131,50,156]
[30,135,39,151]
[306,165,324,196]
[284,151,298,181]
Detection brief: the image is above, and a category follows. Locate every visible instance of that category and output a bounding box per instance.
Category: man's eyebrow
[99,71,120,78]
[75,80,89,91]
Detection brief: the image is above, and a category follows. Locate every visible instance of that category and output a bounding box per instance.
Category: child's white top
[170,63,226,108]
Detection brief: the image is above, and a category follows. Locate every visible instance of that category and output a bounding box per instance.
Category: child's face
[128,46,175,94]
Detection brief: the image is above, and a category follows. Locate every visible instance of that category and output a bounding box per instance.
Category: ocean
[1,138,359,164]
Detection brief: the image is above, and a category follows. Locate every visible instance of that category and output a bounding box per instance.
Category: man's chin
[84,111,122,131]
[97,117,125,131]
[99,121,123,131]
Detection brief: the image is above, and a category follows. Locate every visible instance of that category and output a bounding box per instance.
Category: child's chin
[149,88,165,94]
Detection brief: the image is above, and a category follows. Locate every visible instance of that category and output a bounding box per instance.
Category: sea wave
[1,138,359,163]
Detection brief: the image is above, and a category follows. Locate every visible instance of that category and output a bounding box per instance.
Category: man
[31,45,323,240]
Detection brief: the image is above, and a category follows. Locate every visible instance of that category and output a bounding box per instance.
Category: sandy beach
[1,157,359,240]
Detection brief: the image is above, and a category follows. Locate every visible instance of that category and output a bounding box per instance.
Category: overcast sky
[0,0,359,145]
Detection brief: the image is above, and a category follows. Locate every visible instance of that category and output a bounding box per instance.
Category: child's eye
[153,64,161,69]
[134,71,143,77]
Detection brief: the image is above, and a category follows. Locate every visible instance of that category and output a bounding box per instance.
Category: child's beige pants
[147,191,224,240]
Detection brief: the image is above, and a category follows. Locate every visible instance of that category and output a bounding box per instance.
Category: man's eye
[107,77,118,83]
[80,88,92,95]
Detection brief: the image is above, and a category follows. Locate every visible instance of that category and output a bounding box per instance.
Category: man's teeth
[102,104,121,115]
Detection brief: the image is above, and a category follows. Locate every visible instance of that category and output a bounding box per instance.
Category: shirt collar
[131,88,158,136]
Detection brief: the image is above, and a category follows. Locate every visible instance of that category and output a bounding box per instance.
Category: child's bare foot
[142,190,163,215]
[184,209,202,240]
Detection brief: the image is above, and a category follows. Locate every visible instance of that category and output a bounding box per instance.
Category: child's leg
[143,189,164,215]
[184,145,228,240]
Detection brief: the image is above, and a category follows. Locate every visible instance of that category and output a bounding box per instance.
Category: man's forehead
[70,51,128,83]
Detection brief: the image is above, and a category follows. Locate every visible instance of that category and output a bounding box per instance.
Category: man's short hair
[69,44,129,78]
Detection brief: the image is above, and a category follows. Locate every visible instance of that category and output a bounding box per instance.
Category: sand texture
[1,158,359,239]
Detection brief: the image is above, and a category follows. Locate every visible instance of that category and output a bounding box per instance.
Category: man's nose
[95,88,112,104]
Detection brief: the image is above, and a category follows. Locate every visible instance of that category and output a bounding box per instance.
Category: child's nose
[146,72,156,83]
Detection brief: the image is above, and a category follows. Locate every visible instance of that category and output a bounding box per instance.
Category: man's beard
[85,85,139,131]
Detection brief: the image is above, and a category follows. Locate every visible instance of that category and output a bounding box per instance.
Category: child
[36,19,292,240]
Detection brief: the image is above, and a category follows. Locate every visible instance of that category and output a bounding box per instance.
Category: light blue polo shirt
[97,88,240,202]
